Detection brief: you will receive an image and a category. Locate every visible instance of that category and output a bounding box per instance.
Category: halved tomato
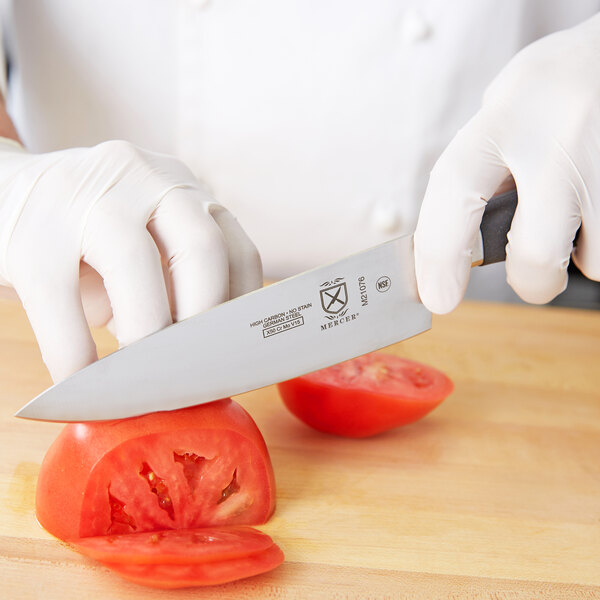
[36,399,276,541]
[277,352,453,437]
[36,399,283,588]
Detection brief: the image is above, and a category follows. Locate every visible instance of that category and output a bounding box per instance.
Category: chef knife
[16,190,518,422]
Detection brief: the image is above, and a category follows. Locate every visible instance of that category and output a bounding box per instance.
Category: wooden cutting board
[0,297,599,599]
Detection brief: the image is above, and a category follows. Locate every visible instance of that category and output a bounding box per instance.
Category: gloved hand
[414,13,600,314]
[0,139,262,381]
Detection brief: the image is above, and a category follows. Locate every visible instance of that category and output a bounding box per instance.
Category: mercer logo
[319,276,361,332]
[319,279,348,315]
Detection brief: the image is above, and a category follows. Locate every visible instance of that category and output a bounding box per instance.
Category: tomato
[277,352,453,438]
[71,526,275,565]
[36,399,276,541]
[100,544,285,588]
[36,399,283,587]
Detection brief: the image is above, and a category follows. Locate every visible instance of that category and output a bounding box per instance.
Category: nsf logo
[376,276,391,292]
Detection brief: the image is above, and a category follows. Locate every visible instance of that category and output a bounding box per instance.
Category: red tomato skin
[278,354,453,438]
[101,544,285,589]
[36,399,276,541]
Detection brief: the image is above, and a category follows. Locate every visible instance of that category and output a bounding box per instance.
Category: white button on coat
[371,197,403,234]
[401,8,431,44]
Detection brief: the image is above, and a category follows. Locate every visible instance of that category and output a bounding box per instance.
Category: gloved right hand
[414,13,600,314]
[0,139,262,382]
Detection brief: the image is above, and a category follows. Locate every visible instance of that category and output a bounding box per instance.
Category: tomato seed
[107,487,137,533]
[217,469,241,504]
[139,462,175,521]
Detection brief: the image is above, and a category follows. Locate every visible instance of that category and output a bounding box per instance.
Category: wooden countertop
[0,297,599,599]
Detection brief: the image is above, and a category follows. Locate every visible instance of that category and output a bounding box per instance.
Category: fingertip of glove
[572,240,600,283]
[414,244,469,315]
[505,257,569,305]
[416,275,463,315]
[419,293,461,315]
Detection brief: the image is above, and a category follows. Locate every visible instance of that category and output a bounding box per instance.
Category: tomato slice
[277,352,453,437]
[100,544,285,589]
[70,526,275,565]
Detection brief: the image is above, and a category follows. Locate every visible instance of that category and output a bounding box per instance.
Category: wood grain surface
[0,297,599,599]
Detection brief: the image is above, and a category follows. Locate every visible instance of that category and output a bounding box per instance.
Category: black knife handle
[479,189,518,266]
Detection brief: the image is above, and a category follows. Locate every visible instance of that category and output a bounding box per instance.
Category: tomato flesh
[278,352,453,437]
[79,428,267,537]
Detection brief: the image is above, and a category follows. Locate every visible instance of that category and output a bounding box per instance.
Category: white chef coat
[1,0,598,299]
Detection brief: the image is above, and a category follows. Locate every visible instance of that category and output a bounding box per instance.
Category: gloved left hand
[0,139,262,381]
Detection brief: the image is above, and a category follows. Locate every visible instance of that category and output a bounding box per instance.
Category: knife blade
[15,189,518,422]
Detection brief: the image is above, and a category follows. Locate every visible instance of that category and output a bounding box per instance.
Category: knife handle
[472,188,518,267]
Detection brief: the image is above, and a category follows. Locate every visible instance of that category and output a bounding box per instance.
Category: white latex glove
[0,139,262,381]
[414,14,600,314]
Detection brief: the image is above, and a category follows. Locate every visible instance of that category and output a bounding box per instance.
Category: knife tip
[14,404,42,421]
[14,397,63,422]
